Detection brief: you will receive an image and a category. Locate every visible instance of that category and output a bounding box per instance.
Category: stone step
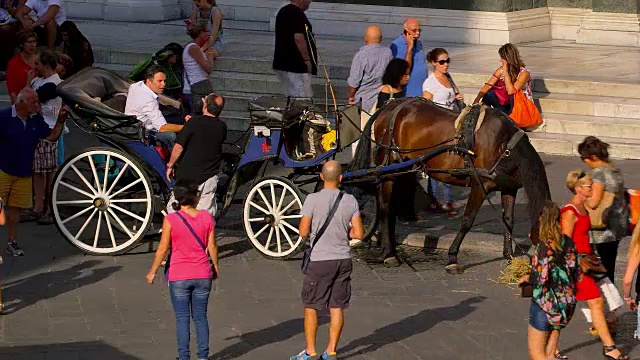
[210,70,348,99]
[527,132,640,160]
[459,88,640,120]
[535,113,640,140]
[91,45,640,101]
[452,72,640,100]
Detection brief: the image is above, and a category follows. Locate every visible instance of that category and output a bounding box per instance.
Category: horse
[350,97,551,273]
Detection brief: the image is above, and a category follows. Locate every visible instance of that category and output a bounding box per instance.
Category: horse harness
[374,98,526,185]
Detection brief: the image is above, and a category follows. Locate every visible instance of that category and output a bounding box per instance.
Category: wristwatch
[167,164,174,169]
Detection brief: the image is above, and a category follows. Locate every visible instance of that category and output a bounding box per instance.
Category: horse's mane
[515,136,552,224]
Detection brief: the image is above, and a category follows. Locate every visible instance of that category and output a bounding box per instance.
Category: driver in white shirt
[124,65,185,151]
[15,0,67,48]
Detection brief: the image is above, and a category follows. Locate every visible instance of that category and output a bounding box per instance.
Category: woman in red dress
[560,170,628,360]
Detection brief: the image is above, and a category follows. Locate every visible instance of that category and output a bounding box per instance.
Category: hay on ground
[497,257,532,286]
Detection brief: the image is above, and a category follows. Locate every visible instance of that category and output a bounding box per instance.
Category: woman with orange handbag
[472,43,532,115]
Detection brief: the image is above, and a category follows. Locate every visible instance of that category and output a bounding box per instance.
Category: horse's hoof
[383,257,401,267]
[445,263,465,275]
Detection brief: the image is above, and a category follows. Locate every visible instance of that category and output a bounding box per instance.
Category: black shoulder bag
[445,72,467,112]
[175,211,216,276]
[301,191,344,274]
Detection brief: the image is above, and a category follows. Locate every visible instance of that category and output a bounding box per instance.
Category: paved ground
[1,117,640,359]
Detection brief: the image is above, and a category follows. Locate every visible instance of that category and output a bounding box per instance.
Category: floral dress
[529,236,580,329]
[500,66,533,101]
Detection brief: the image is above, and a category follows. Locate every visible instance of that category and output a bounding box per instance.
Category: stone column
[576,0,640,46]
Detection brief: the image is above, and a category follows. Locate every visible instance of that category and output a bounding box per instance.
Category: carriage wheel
[243,177,305,260]
[51,147,154,255]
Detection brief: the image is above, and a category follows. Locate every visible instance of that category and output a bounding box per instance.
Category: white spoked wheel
[51,147,154,255]
[243,177,305,260]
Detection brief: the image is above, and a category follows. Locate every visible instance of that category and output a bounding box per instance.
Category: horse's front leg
[378,180,400,266]
[446,184,488,274]
[500,190,517,260]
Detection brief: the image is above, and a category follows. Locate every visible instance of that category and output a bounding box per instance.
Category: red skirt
[576,274,600,301]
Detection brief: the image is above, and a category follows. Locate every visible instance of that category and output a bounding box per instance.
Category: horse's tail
[515,135,551,228]
[349,109,382,171]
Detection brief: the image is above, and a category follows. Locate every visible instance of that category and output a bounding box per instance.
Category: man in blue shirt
[0,87,67,256]
[390,18,427,97]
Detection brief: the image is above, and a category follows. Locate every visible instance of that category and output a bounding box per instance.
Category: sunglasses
[578,171,586,179]
[436,58,451,65]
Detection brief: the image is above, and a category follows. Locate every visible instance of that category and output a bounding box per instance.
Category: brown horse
[350,98,551,272]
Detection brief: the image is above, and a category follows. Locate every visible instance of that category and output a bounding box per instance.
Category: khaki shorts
[302,258,352,310]
[166,175,218,218]
[0,170,33,209]
[274,70,313,98]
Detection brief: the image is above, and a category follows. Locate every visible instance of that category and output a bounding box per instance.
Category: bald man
[293,160,363,360]
[390,17,427,97]
[347,26,392,156]
[0,87,67,257]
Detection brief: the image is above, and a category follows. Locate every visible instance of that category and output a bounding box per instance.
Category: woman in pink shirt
[147,180,220,360]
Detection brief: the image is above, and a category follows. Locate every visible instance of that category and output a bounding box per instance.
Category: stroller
[129,43,185,100]
[129,43,188,122]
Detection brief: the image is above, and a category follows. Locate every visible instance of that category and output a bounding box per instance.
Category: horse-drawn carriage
[52,67,378,258]
[52,67,551,272]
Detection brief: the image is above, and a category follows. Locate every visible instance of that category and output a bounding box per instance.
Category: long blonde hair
[539,200,563,252]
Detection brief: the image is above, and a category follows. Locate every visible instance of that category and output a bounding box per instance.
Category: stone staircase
[6,9,640,159]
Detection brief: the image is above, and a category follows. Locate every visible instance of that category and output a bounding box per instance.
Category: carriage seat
[249,96,313,128]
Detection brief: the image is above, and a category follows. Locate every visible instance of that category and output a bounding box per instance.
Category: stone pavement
[1,118,640,359]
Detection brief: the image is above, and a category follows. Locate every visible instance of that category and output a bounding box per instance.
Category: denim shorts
[529,301,550,331]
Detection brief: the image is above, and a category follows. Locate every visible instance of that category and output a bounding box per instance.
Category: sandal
[603,345,629,360]
[555,350,568,359]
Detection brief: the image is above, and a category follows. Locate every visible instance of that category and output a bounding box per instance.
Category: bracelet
[167,164,174,169]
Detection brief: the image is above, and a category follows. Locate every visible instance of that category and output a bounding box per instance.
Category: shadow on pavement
[217,238,255,260]
[0,340,143,359]
[209,317,330,359]
[1,260,122,314]
[339,296,487,359]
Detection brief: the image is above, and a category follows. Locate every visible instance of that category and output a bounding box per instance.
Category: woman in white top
[422,48,463,111]
[183,21,214,114]
[421,48,461,215]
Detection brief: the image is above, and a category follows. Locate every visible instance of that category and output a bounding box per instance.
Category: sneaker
[322,352,337,360]
[37,213,54,225]
[6,241,24,256]
[19,210,41,223]
[290,350,319,360]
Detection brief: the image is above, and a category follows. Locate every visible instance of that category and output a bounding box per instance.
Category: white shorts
[167,175,218,218]
[274,70,313,98]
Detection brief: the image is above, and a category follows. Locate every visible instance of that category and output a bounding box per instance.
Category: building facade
[64,0,640,47]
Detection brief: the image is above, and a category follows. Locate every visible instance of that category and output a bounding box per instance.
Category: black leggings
[596,240,620,284]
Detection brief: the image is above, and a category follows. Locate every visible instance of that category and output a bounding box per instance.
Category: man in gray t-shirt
[291,160,363,360]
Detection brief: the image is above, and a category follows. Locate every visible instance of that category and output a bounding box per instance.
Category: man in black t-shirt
[165,94,227,217]
[272,0,317,98]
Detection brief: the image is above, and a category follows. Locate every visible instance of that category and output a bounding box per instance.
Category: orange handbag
[509,90,543,128]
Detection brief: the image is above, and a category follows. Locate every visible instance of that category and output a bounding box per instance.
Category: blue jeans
[169,279,212,360]
[149,130,176,154]
[529,300,550,332]
[483,90,514,115]
[428,177,452,203]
